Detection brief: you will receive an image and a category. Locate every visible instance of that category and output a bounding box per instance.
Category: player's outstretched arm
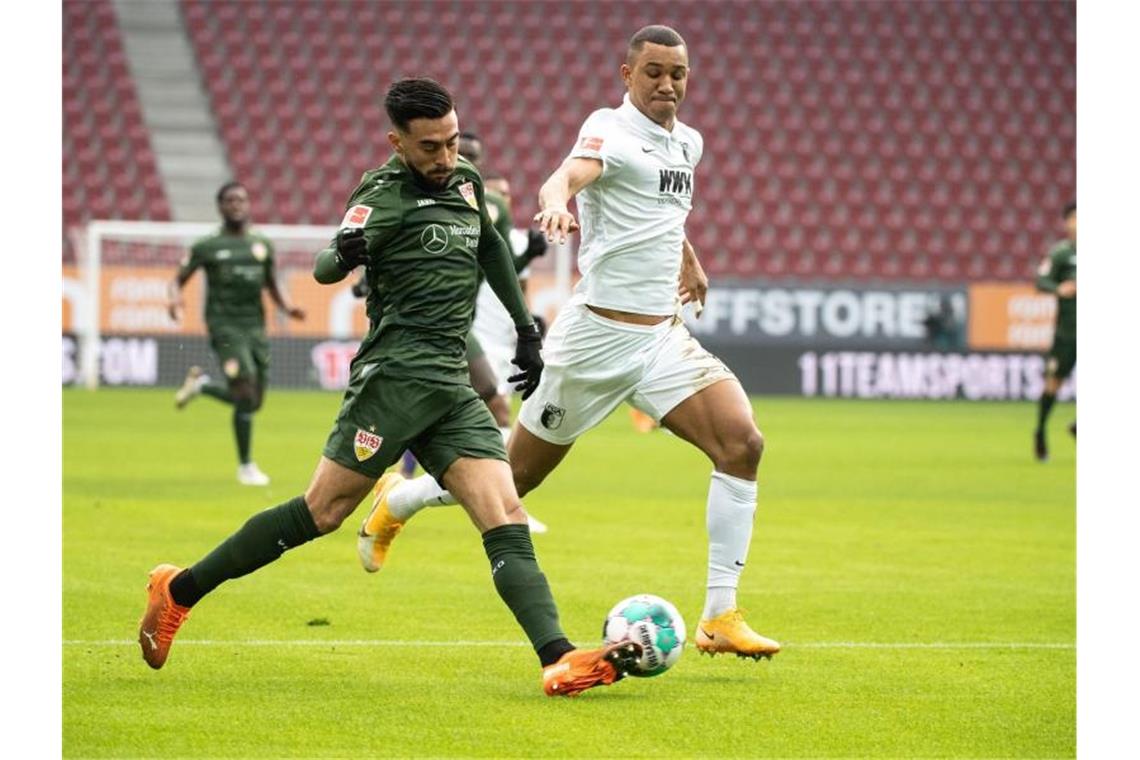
[533,157,601,243]
[314,229,368,284]
[167,248,200,321]
[1034,253,1060,294]
[265,272,305,321]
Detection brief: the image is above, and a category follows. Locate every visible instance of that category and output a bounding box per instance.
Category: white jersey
[567,93,703,316]
[473,227,531,394]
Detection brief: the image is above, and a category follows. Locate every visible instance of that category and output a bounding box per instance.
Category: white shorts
[472,280,518,396]
[518,303,736,444]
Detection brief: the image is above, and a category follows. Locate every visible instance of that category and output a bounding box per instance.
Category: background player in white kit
[360,25,779,660]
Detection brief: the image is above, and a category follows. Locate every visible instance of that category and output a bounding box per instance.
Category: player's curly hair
[385,78,455,132]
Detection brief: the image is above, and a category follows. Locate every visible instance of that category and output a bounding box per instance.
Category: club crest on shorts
[354,428,383,461]
[540,403,565,430]
[458,181,478,210]
[223,358,241,378]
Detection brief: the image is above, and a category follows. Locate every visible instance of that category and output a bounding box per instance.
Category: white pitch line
[62,639,1074,650]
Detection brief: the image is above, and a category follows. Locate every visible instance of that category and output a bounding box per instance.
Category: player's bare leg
[138,458,374,669]
[442,457,638,695]
[507,423,575,498]
[661,378,780,660]
[356,418,563,561]
[472,353,549,533]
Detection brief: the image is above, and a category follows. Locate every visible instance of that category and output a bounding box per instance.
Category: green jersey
[336,155,528,385]
[179,229,275,330]
[1035,238,1076,339]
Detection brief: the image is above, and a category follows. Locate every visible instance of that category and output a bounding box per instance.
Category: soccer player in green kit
[167,181,305,486]
[138,78,639,697]
[380,130,550,537]
[1033,201,1077,461]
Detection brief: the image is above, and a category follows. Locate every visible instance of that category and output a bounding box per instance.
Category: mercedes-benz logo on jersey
[421,224,449,254]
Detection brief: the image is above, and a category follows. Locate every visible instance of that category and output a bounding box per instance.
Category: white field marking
[63,639,1074,650]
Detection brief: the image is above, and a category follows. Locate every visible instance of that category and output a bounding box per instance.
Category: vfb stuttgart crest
[458,181,478,210]
[354,427,383,461]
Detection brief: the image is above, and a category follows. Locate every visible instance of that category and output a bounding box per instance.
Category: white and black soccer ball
[602,594,686,677]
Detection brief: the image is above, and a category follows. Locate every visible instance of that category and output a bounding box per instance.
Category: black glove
[523,228,548,262]
[531,313,548,340]
[334,228,368,272]
[507,323,544,400]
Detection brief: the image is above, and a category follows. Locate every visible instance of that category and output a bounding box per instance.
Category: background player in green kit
[1033,201,1077,461]
[138,78,639,697]
[167,181,305,486]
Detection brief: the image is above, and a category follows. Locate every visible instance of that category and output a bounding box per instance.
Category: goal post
[68,220,573,390]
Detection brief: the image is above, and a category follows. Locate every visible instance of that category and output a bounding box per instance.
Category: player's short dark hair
[384,78,455,132]
[1062,201,1076,219]
[627,25,687,64]
[215,180,245,204]
[482,167,505,182]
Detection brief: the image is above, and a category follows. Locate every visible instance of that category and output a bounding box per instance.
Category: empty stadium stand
[63,0,171,261]
[66,0,1076,283]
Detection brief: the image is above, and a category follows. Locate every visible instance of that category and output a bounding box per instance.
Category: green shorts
[1046,335,1076,380]
[322,363,507,481]
[209,325,269,383]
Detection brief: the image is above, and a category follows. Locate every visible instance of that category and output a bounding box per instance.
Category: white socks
[387,427,515,522]
[387,474,456,521]
[702,470,758,620]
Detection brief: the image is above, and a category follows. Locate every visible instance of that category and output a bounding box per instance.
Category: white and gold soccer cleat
[237,462,270,486]
[357,472,405,572]
[695,608,780,660]
[174,366,205,409]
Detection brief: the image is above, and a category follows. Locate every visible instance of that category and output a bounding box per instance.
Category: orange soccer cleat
[138,563,191,670]
[542,641,642,697]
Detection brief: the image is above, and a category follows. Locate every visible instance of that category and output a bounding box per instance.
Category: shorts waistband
[580,304,678,334]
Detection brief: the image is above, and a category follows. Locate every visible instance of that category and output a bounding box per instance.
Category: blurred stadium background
[61,0,1075,400]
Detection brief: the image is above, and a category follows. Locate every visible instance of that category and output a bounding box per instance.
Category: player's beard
[408,163,452,192]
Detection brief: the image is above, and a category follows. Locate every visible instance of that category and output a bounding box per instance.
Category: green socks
[173,496,321,606]
[482,523,566,653]
[1037,391,1057,434]
[233,408,253,464]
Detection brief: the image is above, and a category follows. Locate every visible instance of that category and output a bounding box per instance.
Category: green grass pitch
[63,388,1075,758]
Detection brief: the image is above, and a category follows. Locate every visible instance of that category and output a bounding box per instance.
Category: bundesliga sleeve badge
[354,427,383,461]
[341,205,374,229]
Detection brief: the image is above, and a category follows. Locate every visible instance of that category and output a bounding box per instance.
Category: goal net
[64,220,572,390]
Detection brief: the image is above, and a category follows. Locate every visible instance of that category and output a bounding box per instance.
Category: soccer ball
[602,594,686,677]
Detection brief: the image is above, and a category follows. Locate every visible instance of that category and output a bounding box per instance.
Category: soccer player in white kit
[359,25,779,660]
